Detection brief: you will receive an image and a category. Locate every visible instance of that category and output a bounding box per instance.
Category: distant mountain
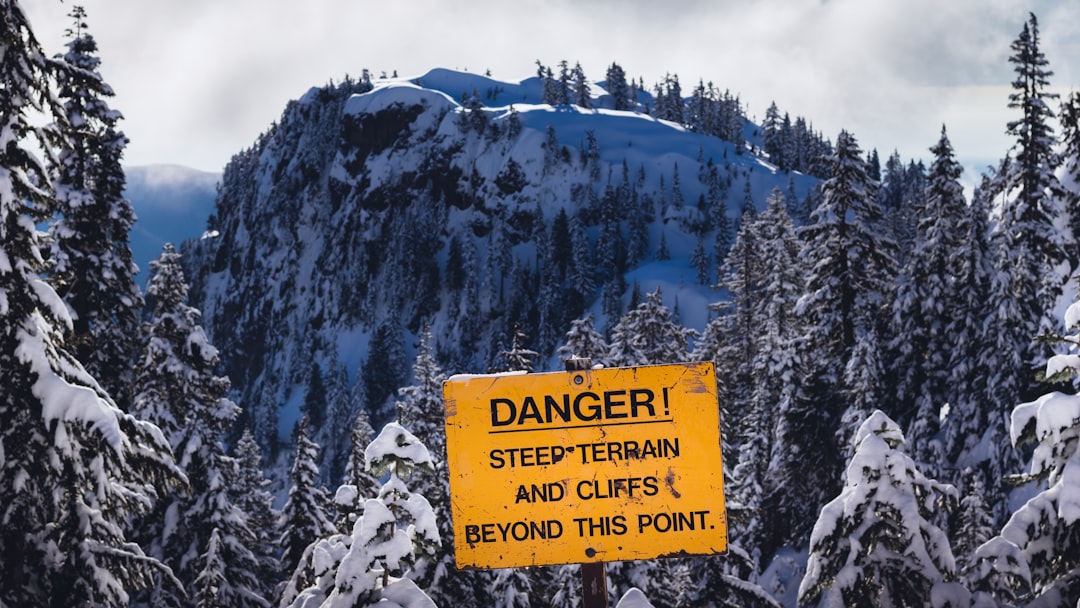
[181,68,823,476]
[124,164,219,283]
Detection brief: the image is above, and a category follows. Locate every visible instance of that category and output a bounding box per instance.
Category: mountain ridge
[180,67,822,479]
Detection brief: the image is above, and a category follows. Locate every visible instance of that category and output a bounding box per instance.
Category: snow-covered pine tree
[836,325,885,464]
[232,428,280,597]
[604,63,630,111]
[677,549,781,608]
[798,410,958,607]
[285,422,440,608]
[607,288,695,366]
[548,564,585,608]
[763,102,784,168]
[131,244,198,447]
[798,129,895,383]
[397,325,490,606]
[971,297,1080,604]
[490,568,533,608]
[279,416,336,582]
[572,61,591,109]
[1060,90,1080,265]
[131,244,267,608]
[557,313,610,366]
[770,130,894,552]
[568,213,597,305]
[715,207,766,435]
[691,238,710,285]
[47,6,144,411]
[498,325,540,372]
[555,60,572,107]
[951,468,995,578]
[1003,12,1065,287]
[337,410,381,534]
[738,188,805,566]
[1,6,181,603]
[942,172,997,465]
[989,14,1067,435]
[889,126,968,466]
[362,317,407,422]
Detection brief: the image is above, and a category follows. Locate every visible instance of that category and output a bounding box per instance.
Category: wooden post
[581,562,609,608]
[564,356,608,608]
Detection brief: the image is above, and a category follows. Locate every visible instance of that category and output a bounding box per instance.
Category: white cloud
[21,0,1080,172]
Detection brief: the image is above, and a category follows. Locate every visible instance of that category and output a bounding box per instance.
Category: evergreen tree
[710,176,734,263]
[557,60,572,106]
[942,174,997,465]
[498,325,540,372]
[568,214,596,305]
[397,325,489,606]
[988,15,1067,435]
[232,428,280,595]
[656,73,683,123]
[549,208,572,277]
[972,298,1080,603]
[952,468,994,578]
[279,417,336,580]
[763,101,784,168]
[283,422,439,608]
[47,6,143,411]
[717,207,766,401]
[491,568,533,608]
[740,189,805,566]
[336,411,381,534]
[605,62,631,111]
[691,238,710,284]
[607,288,695,366]
[0,8,181,603]
[678,551,780,607]
[557,313,610,365]
[712,191,807,565]
[770,130,894,552]
[572,61,591,108]
[302,361,328,429]
[1060,90,1080,264]
[656,231,670,261]
[890,126,968,464]
[541,66,560,106]
[132,245,266,608]
[799,411,958,607]
[362,317,406,421]
[1004,12,1065,285]
[799,130,893,369]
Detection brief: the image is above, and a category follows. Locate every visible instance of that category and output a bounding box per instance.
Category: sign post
[565,357,608,608]
[442,360,727,596]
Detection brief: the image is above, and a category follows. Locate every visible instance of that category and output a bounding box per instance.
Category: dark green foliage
[495,157,527,195]
[132,245,267,608]
[48,6,144,411]
[362,319,407,421]
[278,417,335,580]
[0,6,180,605]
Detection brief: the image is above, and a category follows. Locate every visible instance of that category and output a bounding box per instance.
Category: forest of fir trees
[5,1,1080,606]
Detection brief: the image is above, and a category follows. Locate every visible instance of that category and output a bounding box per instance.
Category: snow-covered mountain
[180,68,822,474]
[124,164,219,282]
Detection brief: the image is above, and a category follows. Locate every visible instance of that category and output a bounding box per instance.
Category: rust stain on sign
[443,361,727,569]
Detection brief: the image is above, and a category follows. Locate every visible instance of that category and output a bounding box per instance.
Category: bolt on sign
[442,361,727,569]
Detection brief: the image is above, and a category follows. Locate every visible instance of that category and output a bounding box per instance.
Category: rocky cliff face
[182,68,818,478]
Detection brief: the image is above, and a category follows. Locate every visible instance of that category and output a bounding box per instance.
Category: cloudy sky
[23,0,1080,175]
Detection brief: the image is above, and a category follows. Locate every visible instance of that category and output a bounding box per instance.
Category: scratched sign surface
[442,361,727,569]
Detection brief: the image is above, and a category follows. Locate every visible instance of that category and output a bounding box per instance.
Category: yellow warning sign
[442,361,727,569]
